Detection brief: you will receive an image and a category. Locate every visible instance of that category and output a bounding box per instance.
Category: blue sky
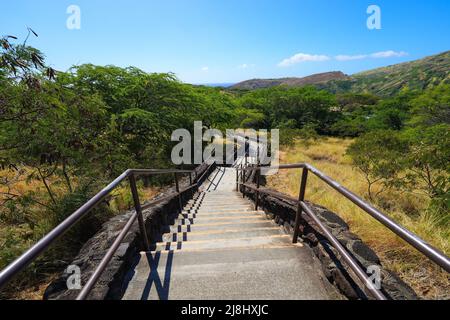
[1,0,449,83]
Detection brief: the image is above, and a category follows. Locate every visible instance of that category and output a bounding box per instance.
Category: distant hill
[319,50,450,96]
[197,83,235,88]
[230,51,450,96]
[230,71,349,90]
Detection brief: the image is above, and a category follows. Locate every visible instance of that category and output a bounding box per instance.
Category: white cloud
[273,50,409,68]
[278,53,330,67]
[335,54,368,61]
[238,63,255,69]
[201,66,209,72]
[370,50,408,58]
[335,51,408,61]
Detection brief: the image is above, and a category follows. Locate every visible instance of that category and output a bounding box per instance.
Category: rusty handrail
[237,163,450,300]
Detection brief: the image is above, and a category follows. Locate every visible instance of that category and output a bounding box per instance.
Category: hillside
[350,50,450,96]
[230,71,349,90]
[231,51,450,96]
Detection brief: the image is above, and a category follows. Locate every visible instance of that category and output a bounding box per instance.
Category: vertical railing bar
[76,211,138,300]
[174,173,182,213]
[129,174,150,251]
[300,201,387,300]
[255,168,261,211]
[236,167,239,192]
[242,164,246,198]
[190,172,195,197]
[293,168,309,244]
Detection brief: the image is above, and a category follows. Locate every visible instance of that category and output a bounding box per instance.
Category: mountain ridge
[230,50,450,96]
[230,71,349,90]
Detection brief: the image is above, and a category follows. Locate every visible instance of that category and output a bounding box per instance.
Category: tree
[237,86,339,134]
[335,92,379,112]
[1,30,54,82]
[347,130,408,201]
[409,84,450,126]
[116,108,168,164]
[402,125,449,211]
[365,92,415,131]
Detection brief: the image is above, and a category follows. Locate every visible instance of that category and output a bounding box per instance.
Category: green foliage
[116,108,165,159]
[331,111,370,137]
[347,84,450,224]
[279,123,319,147]
[1,34,449,297]
[409,84,450,126]
[332,91,417,137]
[237,86,339,134]
[1,30,55,88]
[336,93,380,112]
[347,131,408,201]
[401,125,450,201]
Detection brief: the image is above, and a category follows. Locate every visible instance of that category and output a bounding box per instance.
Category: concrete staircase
[122,167,334,300]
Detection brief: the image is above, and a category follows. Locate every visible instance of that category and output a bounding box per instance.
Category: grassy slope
[319,51,450,96]
[351,51,450,96]
[230,51,450,97]
[268,138,449,299]
[230,72,349,90]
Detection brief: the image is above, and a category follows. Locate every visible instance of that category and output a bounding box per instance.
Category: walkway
[122,165,335,300]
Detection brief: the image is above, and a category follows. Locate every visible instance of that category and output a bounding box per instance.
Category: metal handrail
[237,163,450,300]
[0,167,197,299]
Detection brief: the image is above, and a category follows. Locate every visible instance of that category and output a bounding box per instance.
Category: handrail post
[189,172,194,197]
[293,168,308,244]
[242,165,246,198]
[255,168,261,211]
[174,173,183,213]
[236,167,239,191]
[129,174,150,251]
[257,143,260,165]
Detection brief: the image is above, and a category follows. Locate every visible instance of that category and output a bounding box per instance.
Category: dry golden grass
[109,183,160,213]
[268,137,449,299]
[1,168,161,300]
[1,168,51,205]
[1,167,161,214]
[9,275,58,300]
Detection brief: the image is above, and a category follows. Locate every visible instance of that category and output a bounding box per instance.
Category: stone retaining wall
[241,169,417,300]
[44,163,214,300]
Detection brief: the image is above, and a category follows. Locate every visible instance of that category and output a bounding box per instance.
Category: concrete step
[122,246,331,300]
[169,220,276,233]
[203,191,242,195]
[177,211,265,219]
[187,197,249,205]
[184,207,254,213]
[186,200,249,206]
[174,214,267,226]
[183,207,257,214]
[202,192,242,196]
[185,203,252,209]
[161,227,284,242]
[193,206,255,212]
[202,193,241,197]
[185,198,248,205]
[123,167,337,301]
[153,234,292,252]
